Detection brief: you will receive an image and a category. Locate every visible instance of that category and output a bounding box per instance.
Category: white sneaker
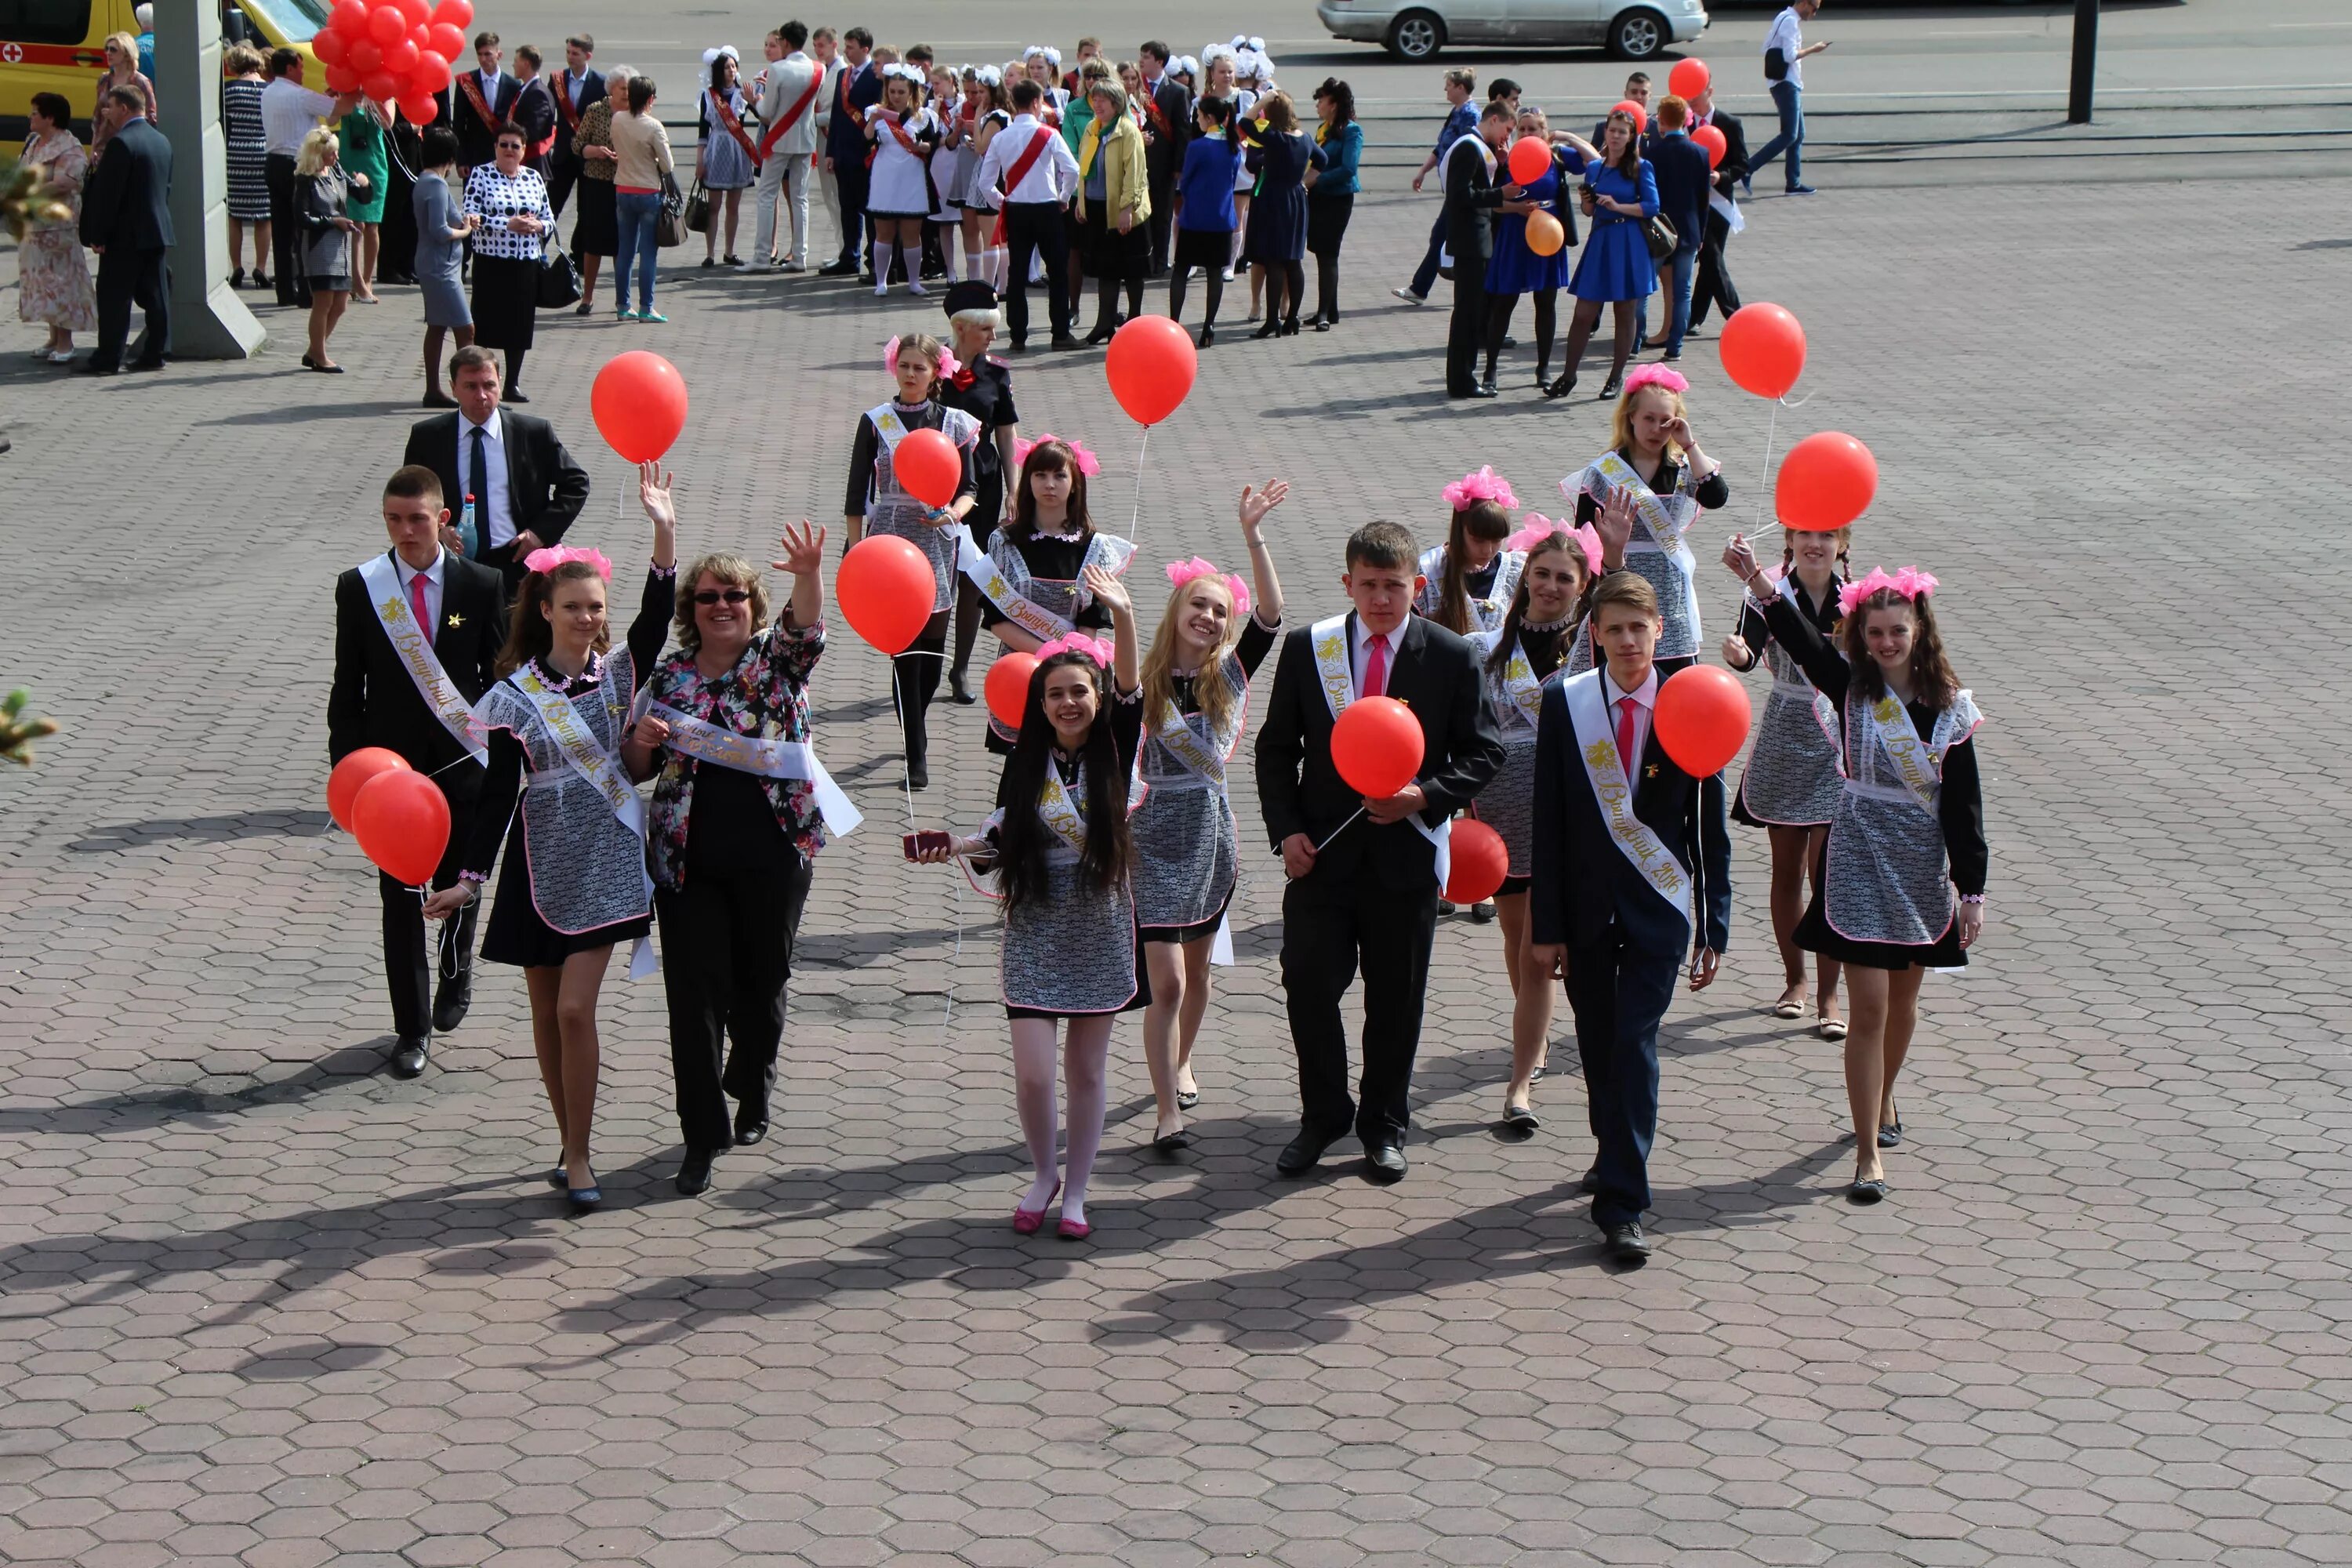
[1392,287,1426,305]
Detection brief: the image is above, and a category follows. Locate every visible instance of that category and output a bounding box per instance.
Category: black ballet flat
[1152,1129,1193,1154]
[1544,371,1577,401]
[1846,1178,1888,1205]
[1498,1104,1539,1135]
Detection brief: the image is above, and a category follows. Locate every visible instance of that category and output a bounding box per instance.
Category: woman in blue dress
[1479,107,1588,396]
[1241,93,1325,338]
[1551,107,1657,403]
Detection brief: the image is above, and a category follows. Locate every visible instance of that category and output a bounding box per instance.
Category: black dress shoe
[1577,1165,1600,1195]
[1465,384,1500,399]
[1602,1222,1652,1265]
[431,973,472,1033]
[390,1033,429,1078]
[75,360,121,376]
[674,1149,717,1196]
[733,1103,769,1146]
[129,358,166,372]
[423,390,458,408]
[503,388,531,404]
[1007,337,1027,352]
[1048,334,1083,351]
[1276,1126,1344,1176]
[1364,1142,1408,1183]
[818,256,860,275]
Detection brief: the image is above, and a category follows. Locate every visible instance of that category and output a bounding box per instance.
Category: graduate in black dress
[935,281,1023,703]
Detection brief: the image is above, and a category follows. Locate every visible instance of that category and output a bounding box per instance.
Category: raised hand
[1083,564,1131,618]
[1722,533,1762,583]
[1238,478,1290,533]
[771,519,827,577]
[638,461,677,531]
[1595,487,1637,562]
[1661,413,1694,449]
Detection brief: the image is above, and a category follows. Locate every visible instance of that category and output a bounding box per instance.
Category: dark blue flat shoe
[1846,1178,1888,1205]
[1877,1120,1904,1149]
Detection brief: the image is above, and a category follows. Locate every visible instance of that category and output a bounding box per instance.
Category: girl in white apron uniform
[1414,465,1525,637]
[973,434,1134,754]
[914,573,1142,1242]
[1468,521,1599,1132]
[844,333,980,788]
[1566,365,1729,672]
[1726,538,1987,1206]
[1131,482,1290,1151]
[864,67,944,296]
[426,493,679,1213]
[1722,523,1851,1040]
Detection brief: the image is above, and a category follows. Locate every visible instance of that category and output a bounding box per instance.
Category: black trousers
[891,608,951,768]
[546,154,579,220]
[266,153,310,306]
[1690,209,1740,327]
[379,791,480,1039]
[1308,191,1355,321]
[1564,931,1681,1228]
[1446,263,1488,396]
[1145,169,1174,273]
[1002,200,1071,341]
[833,155,869,267]
[93,245,170,369]
[1279,861,1440,1145]
[655,851,815,1153]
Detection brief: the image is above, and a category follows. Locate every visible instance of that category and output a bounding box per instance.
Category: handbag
[655,172,688,247]
[1644,213,1678,262]
[684,178,710,235]
[535,245,581,308]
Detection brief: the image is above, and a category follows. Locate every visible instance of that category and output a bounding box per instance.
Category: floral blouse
[463,163,555,260]
[643,619,829,891]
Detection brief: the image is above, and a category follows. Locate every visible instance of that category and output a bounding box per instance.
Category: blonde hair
[294,125,340,177]
[1610,381,1687,465]
[1141,575,1243,742]
[105,31,140,65]
[673,555,772,653]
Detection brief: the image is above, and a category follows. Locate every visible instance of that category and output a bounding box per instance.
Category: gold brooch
[446,613,464,627]
[1645,764,1660,778]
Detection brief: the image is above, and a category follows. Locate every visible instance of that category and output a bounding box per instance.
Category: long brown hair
[1840,587,1960,711]
[497,561,612,677]
[1434,499,1512,634]
[1602,107,1643,176]
[994,652,1131,907]
[1486,531,1594,678]
[1004,437,1094,542]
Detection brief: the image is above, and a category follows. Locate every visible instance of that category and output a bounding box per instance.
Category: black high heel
[1280,316,1301,336]
[1196,325,1215,348]
[1250,319,1280,340]
[1597,372,1624,400]
[947,670,977,705]
[1544,371,1577,400]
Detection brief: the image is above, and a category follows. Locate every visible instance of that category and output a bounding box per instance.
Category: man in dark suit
[544,35,606,217]
[401,345,592,594]
[509,44,560,178]
[1257,521,1506,1185]
[818,27,879,278]
[329,466,507,1076]
[1442,103,1515,399]
[1687,86,1748,330]
[1641,96,1714,361]
[440,31,524,171]
[1530,565,1731,1266]
[78,86,172,376]
[1137,40,1190,278]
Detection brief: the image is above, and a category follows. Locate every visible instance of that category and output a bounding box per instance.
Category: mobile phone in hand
[902,830,953,860]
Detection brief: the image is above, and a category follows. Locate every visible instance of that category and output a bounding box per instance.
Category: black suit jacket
[401,410,593,578]
[328,551,506,797]
[1142,77,1191,181]
[1530,666,1733,956]
[1703,110,1749,197]
[439,71,524,166]
[1648,132,1711,255]
[1442,136,1506,267]
[828,60,880,162]
[549,69,606,167]
[513,78,559,158]
[1256,612,1507,893]
[80,118,173,251]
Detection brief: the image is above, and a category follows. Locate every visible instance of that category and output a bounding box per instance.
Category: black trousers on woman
[655,851,815,1154]
[1307,191,1354,323]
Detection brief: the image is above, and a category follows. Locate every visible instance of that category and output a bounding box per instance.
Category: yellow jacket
[1075,112,1151,226]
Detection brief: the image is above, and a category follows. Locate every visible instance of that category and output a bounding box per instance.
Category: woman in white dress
[865,64,944,295]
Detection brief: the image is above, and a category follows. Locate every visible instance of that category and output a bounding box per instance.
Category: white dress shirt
[260,76,336,158]
[974,111,1080,204]
[564,68,590,111]
[393,548,448,633]
[1765,8,1806,89]
[1351,616,1402,696]
[1604,666,1660,775]
[457,409,516,548]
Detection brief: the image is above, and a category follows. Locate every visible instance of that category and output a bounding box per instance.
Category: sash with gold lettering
[1581,451,1702,651]
[1308,614,1452,889]
[626,692,863,836]
[356,554,487,764]
[504,659,656,975]
[957,532,1076,645]
[1559,668,1692,932]
[1856,688,1981,813]
[1417,546,1524,633]
[1149,693,1230,789]
[1491,634,1548,735]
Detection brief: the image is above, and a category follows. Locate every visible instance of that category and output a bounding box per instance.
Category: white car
[1317,0,1710,62]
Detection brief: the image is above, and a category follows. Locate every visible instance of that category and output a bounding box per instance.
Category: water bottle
[459,494,480,559]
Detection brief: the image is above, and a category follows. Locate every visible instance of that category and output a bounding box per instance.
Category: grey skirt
[418,266,471,328]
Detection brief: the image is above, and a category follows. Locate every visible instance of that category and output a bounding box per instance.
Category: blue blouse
[1178,133,1243,230]
[1312,122,1363,195]
[1584,158,1659,224]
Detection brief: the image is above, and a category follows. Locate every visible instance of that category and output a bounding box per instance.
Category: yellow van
[2,0,321,154]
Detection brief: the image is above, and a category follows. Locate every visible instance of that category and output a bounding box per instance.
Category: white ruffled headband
[1167,557,1250,619]
[1839,566,1938,616]
[883,62,926,85]
[884,334,961,381]
[1023,45,1062,67]
[701,45,739,66]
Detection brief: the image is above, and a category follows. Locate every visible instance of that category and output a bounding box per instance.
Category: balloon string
[1129,425,1150,540]
[1752,397,1780,535]
[1313,806,1365,855]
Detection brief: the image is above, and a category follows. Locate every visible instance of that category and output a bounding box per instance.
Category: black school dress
[935,355,1019,551]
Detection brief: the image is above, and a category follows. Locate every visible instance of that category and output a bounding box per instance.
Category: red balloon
[431,0,475,29]
[1446,818,1508,905]
[328,0,370,36]
[1330,696,1425,800]
[380,36,419,74]
[328,746,411,833]
[1692,123,1727,169]
[362,70,401,105]
[1653,665,1753,778]
[394,0,430,27]
[368,5,409,45]
[314,27,351,67]
[1775,431,1879,532]
[837,535,937,655]
[324,61,362,94]
[590,350,689,462]
[985,652,1039,731]
[1668,58,1710,100]
[891,427,964,510]
[1719,302,1806,400]
[1105,314,1197,426]
[1612,99,1648,136]
[347,37,382,74]
[400,94,440,127]
[1506,135,1552,187]
[410,54,449,96]
[353,770,452,887]
[427,22,466,61]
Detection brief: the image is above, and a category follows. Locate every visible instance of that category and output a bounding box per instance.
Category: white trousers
[754,152,815,263]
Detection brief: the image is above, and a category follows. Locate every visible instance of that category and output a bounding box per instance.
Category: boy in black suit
[1530,570,1731,1265]
[1257,521,1506,1184]
[1640,96,1714,360]
[1686,86,1748,329]
[78,86,173,376]
[328,467,507,1077]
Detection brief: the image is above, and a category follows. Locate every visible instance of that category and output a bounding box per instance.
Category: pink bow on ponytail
[1165,557,1250,618]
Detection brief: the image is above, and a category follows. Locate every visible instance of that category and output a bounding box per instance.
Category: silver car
[1316,0,1711,62]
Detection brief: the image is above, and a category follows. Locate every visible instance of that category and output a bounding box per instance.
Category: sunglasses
[692,588,753,606]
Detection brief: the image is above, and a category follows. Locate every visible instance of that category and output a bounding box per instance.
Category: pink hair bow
[1166,556,1250,618]
[1500,515,1604,575]
[1035,632,1113,667]
[883,335,960,381]
[1838,565,1940,616]
[1443,465,1519,512]
[1010,432,1102,477]
[1621,363,1689,397]
[521,545,613,579]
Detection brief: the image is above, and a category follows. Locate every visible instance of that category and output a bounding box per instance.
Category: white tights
[1009,1014,1114,1227]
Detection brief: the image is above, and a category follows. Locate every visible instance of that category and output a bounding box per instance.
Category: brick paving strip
[3,169,2351,1566]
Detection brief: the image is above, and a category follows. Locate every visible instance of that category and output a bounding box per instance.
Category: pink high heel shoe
[1013,1181,1061,1235]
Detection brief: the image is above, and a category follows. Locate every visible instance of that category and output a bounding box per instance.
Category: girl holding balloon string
[1722,536,1987,1206]
[912,573,1144,1241]
[1479,108,1587,397]
[1131,481,1290,1152]
[1721,522,1851,1042]
[1567,364,1727,675]
[844,331,980,789]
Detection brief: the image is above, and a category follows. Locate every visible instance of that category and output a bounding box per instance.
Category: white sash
[868,401,916,456]
[1418,546,1523,630]
[628,691,863,837]
[957,530,1137,648]
[1036,768,1090,860]
[1560,669,1692,931]
[1435,134,1496,270]
[1860,688,1980,815]
[504,662,657,978]
[1475,631,1547,735]
[1308,614,1451,890]
[356,554,487,764]
[1150,696,1228,789]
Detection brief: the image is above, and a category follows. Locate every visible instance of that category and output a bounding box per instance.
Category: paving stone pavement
[4,158,2352,1568]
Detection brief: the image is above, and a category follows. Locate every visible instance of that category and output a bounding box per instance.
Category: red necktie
[411,572,434,643]
[1617,696,1639,782]
[1363,632,1388,699]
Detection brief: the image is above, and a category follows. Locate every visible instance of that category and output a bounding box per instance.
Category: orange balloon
[836,535,936,655]
[1506,135,1552,187]
[985,652,1038,731]
[1446,818,1508,905]
[328,746,411,833]
[1668,58,1710,100]
[1104,314,1198,426]
[891,426,964,510]
[1330,696,1425,800]
[591,350,689,463]
[1775,431,1879,532]
[1719,302,1806,400]
[353,769,452,886]
[1692,123,1727,169]
[1612,99,1648,136]
[1653,665,1753,778]
[1525,210,1565,257]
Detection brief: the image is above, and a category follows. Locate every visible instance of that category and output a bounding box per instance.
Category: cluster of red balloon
[311,0,474,126]
[328,748,451,886]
